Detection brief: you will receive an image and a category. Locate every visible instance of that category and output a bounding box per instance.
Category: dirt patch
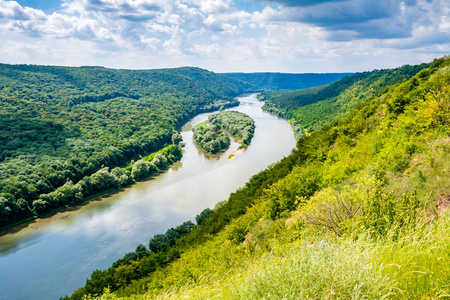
[439,195,450,214]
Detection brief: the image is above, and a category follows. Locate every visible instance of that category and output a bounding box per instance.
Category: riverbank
[0,94,297,300]
[0,145,183,233]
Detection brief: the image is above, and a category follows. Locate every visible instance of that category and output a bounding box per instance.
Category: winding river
[0,94,297,300]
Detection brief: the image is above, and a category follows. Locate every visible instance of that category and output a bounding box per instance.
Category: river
[0,94,297,300]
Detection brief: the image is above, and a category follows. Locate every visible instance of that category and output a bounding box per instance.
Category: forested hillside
[0,64,250,228]
[260,63,428,132]
[156,67,256,97]
[69,57,450,300]
[224,72,353,91]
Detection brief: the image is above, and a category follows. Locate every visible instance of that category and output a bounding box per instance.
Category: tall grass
[229,238,394,300]
[376,215,450,299]
[144,214,450,300]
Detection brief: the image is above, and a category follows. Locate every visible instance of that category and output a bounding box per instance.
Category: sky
[0,0,449,73]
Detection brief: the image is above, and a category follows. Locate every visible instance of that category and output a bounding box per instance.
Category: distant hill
[66,56,450,300]
[153,67,256,97]
[0,64,250,228]
[260,63,429,131]
[223,72,353,91]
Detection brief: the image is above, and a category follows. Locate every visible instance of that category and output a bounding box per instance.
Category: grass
[77,61,450,300]
[86,212,450,300]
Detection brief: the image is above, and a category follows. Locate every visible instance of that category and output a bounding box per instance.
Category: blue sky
[0,0,449,72]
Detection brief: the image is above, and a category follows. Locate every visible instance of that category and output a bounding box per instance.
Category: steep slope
[260,63,428,132]
[0,64,246,228]
[224,72,353,91]
[69,57,450,300]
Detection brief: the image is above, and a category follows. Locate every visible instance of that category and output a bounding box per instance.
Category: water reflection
[0,94,296,300]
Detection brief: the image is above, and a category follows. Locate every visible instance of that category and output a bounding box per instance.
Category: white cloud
[196,0,232,14]
[163,26,188,57]
[188,43,221,56]
[0,0,448,72]
[0,0,46,20]
[145,23,177,35]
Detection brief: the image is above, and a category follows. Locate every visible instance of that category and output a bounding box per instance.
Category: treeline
[260,63,429,131]
[70,56,450,299]
[208,111,255,145]
[70,220,199,299]
[193,111,255,155]
[65,207,215,299]
[0,64,249,228]
[65,152,297,299]
[4,144,182,223]
[224,72,353,91]
[127,145,182,181]
[156,67,255,97]
[193,121,231,155]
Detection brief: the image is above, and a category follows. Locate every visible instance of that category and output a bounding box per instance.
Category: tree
[135,244,149,258]
[149,234,168,253]
[196,208,213,225]
[32,199,47,214]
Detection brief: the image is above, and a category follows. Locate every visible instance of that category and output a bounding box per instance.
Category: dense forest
[224,72,353,91]
[259,63,429,132]
[209,111,255,145]
[66,56,450,299]
[193,111,255,155]
[0,64,254,228]
[193,121,231,155]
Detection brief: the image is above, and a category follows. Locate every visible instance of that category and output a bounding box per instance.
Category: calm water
[0,94,296,300]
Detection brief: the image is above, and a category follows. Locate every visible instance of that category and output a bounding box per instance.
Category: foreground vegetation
[0,64,253,228]
[193,111,255,155]
[68,57,450,299]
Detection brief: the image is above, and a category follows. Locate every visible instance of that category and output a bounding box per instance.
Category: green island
[65,57,450,300]
[193,111,255,155]
[193,120,231,155]
[0,65,254,229]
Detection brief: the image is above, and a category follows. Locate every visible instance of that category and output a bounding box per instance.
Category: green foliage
[193,111,255,155]
[193,122,230,155]
[67,56,450,300]
[0,64,247,228]
[156,67,255,97]
[261,63,429,132]
[66,150,299,299]
[263,162,323,220]
[195,208,213,225]
[208,111,255,145]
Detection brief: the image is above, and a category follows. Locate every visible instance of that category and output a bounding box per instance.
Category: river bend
[0,94,296,300]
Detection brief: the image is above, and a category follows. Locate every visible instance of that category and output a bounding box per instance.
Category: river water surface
[0,94,296,300]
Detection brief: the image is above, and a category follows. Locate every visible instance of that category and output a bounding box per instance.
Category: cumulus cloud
[254,0,347,7]
[254,0,411,39]
[0,0,46,20]
[188,43,222,56]
[192,0,233,14]
[253,0,450,45]
[0,0,448,72]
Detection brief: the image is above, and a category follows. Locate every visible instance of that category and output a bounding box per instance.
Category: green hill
[260,63,428,132]
[156,67,256,97]
[0,64,249,228]
[67,57,450,300]
[224,72,353,91]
